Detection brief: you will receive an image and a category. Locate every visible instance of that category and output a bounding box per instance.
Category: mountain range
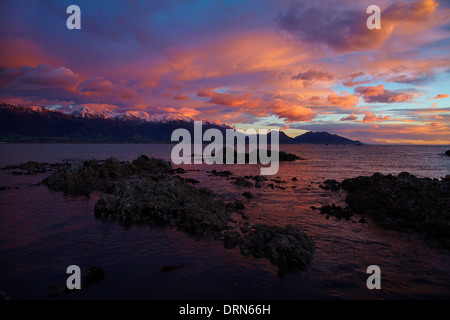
[0,103,363,144]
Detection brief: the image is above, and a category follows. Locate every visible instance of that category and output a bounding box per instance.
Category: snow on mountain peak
[69,105,115,119]
[26,104,202,123]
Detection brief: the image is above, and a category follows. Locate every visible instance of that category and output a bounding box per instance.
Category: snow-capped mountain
[0,102,230,143]
[113,110,153,122]
[67,105,116,119]
[65,105,196,123]
[147,113,194,123]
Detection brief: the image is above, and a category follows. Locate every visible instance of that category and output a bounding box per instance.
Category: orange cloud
[156,106,201,117]
[340,113,358,121]
[0,38,62,69]
[196,88,315,122]
[432,94,449,99]
[173,94,190,101]
[355,85,416,103]
[327,93,359,108]
[278,0,440,52]
[363,111,391,122]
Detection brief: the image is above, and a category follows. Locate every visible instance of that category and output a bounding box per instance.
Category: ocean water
[0,144,449,300]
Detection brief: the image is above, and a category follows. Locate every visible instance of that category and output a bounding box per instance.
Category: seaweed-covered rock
[341,172,450,245]
[278,151,303,161]
[84,266,105,286]
[223,231,242,249]
[239,224,315,268]
[94,175,232,235]
[319,204,353,220]
[42,155,172,195]
[242,192,255,199]
[231,177,253,188]
[319,179,341,191]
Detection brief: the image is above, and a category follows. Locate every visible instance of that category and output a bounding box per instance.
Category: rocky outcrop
[239,224,315,268]
[37,155,315,270]
[42,155,172,195]
[94,175,233,236]
[319,204,353,220]
[231,177,254,187]
[319,179,341,191]
[84,266,105,286]
[341,172,450,246]
[445,150,450,157]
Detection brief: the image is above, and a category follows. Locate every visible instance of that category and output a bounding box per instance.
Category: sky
[0,0,449,144]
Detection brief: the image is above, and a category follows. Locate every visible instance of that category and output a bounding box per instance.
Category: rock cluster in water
[39,155,315,270]
[320,172,450,247]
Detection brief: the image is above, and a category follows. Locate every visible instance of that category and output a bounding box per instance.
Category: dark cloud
[277,0,439,51]
[291,69,333,87]
[78,77,113,93]
[355,85,417,103]
[12,64,79,89]
[340,114,358,121]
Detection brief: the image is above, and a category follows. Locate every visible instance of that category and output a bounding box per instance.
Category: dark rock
[244,175,267,182]
[227,200,245,211]
[42,155,172,195]
[160,265,179,272]
[232,177,253,187]
[223,231,241,248]
[84,266,104,286]
[445,150,450,157]
[184,178,200,184]
[240,224,249,234]
[211,170,233,177]
[319,179,341,191]
[341,172,450,246]
[94,175,233,235]
[239,224,315,268]
[319,204,353,220]
[292,177,298,181]
[278,151,304,161]
[242,192,255,199]
[170,167,186,174]
[2,161,49,171]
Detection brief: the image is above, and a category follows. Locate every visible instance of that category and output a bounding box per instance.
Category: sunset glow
[0,0,449,144]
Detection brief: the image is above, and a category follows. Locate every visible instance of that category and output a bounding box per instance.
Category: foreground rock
[40,155,315,270]
[240,224,315,269]
[42,155,171,195]
[319,179,341,191]
[341,172,450,246]
[84,266,105,286]
[446,150,450,157]
[94,175,233,235]
[319,204,353,220]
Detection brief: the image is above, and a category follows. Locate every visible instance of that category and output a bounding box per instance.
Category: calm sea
[0,144,449,299]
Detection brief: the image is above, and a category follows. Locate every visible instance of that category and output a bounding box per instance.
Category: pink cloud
[363,111,391,122]
[78,77,113,93]
[355,85,416,103]
[291,69,333,87]
[327,92,359,108]
[432,94,449,99]
[340,113,358,121]
[12,64,79,90]
[173,94,190,100]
